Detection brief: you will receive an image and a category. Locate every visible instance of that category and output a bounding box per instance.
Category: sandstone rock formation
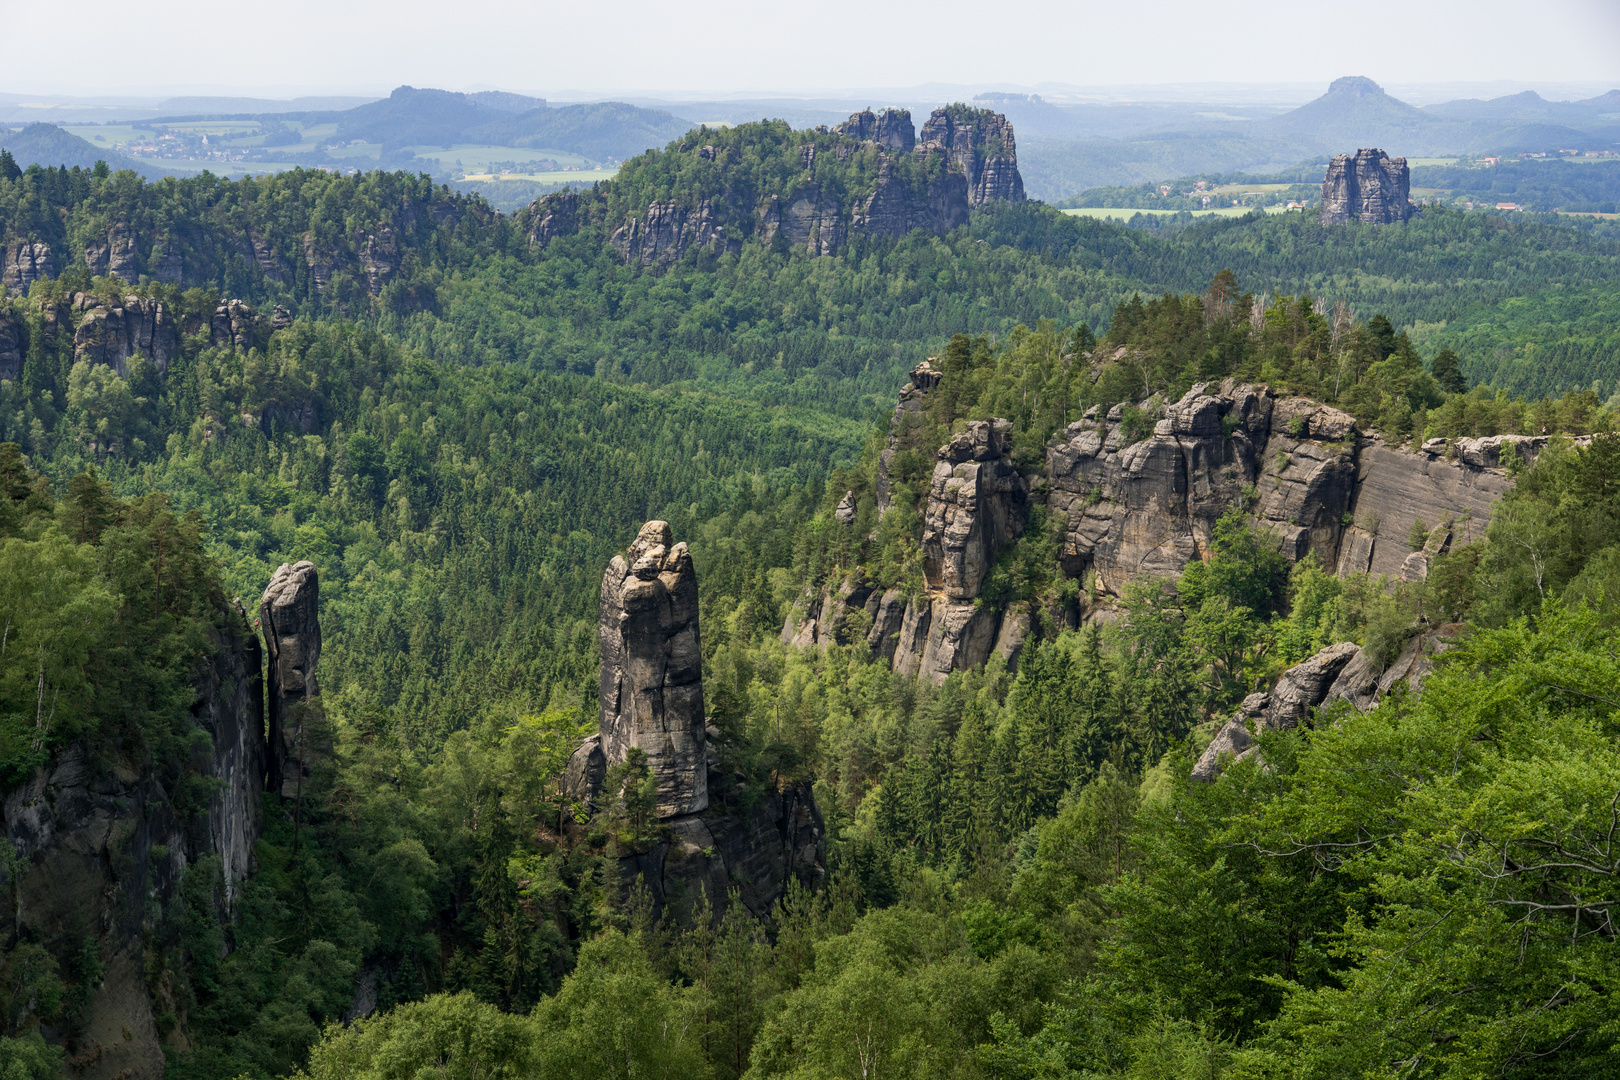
[2,240,55,295]
[84,223,138,280]
[261,561,321,800]
[922,419,1027,600]
[1048,381,1504,597]
[527,105,1023,264]
[834,108,916,151]
[579,522,824,923]
[1320,148,1413,225]
[919,106,1026,206]
[2,602,266,1080]
[71,292,181,375]
[598,521,708,818]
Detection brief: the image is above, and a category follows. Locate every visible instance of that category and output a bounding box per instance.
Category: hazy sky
[2,0,1618,97]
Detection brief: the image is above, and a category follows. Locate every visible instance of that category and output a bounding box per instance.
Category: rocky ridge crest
[525,105,1026,266]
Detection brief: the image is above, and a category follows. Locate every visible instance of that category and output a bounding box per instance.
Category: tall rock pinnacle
[260,560,320,799]
[599,521,708,817]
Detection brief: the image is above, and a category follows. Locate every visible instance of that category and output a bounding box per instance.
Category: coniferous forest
[0,114,1619,1080]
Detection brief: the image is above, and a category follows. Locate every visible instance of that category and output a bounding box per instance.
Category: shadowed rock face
[919,107,1026,205]
[3,605,266,1080]
[1320,148,1412,225]
[261,560,321,800]
[599,521,708,818]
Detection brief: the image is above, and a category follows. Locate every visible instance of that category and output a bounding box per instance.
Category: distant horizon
[2,77,1618,115]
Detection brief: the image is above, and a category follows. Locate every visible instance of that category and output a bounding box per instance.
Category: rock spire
[599,520,708,817]
[260,561,321,799]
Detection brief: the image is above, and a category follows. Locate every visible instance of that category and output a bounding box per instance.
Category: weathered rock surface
[83,223,138,280]
[1340,440,1507,580]
[919,106,1026,205]
[72,293,181,375]
[615,774,824,925]
[527,106,1022,263]
[1191,719,1257,782]
[261,561,321,800]
[1262,641,1360,730]
[1,604,266,1080]
[599,521,708,818]
[922,419,1028,600]
[835,108,916,151]
[1,240,54,295]
[1320,148,1413,226]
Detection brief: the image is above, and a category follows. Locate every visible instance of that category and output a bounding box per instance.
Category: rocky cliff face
[1320,148,1413,225]
[919,106,1026,206]
[598,521,708,818]
[1,604,267,1080]
[790,412,1030,684]
[1048,380,1506,597]
[795,368,1528,688]
[70,292,181,375]
[261,561,321,801]
[2,240,55,295]
[526,105,1024,265]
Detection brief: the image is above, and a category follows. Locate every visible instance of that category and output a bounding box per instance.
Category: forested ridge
[1,141,1619,1080]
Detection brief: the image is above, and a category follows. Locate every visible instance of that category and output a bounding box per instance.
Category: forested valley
[0,125,1619,1080]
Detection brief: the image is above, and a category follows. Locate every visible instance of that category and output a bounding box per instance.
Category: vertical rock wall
[1320,148,1413,225]
[599,521,708,818]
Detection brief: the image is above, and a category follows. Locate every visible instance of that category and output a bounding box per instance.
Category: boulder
[1262,642,1360,730]
[1191,719,1256,783]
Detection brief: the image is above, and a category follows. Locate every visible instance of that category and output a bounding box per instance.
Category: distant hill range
[1016,76,1620,199]
[0,122,164,176]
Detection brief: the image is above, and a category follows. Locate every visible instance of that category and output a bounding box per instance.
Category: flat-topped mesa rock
[260,560,321,800]
[1320,148,1413,225]
[598,520,708,818]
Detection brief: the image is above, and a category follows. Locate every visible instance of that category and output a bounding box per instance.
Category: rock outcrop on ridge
[794,364,1531,687]
[526,105,1026,265]
[1320,148,1413,225]
[1,239,55,295]
[1191,623,1467,782]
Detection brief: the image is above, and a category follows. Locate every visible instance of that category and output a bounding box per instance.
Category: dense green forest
[2,142,1620,1079]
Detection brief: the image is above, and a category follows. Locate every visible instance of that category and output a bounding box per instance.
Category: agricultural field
[459,168,617,183]
[1061,205,1293,221]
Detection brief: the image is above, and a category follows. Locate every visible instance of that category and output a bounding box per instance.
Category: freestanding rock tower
[1320,148,1413,225]
[598,521,708,817]
[260,560,320,799]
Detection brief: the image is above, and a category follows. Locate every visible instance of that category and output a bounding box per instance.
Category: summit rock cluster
[527,105,1026,265]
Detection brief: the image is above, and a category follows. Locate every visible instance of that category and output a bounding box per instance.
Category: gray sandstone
[260,560,321,800]
[599,521,708,818]
[1320,149,1413,226]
